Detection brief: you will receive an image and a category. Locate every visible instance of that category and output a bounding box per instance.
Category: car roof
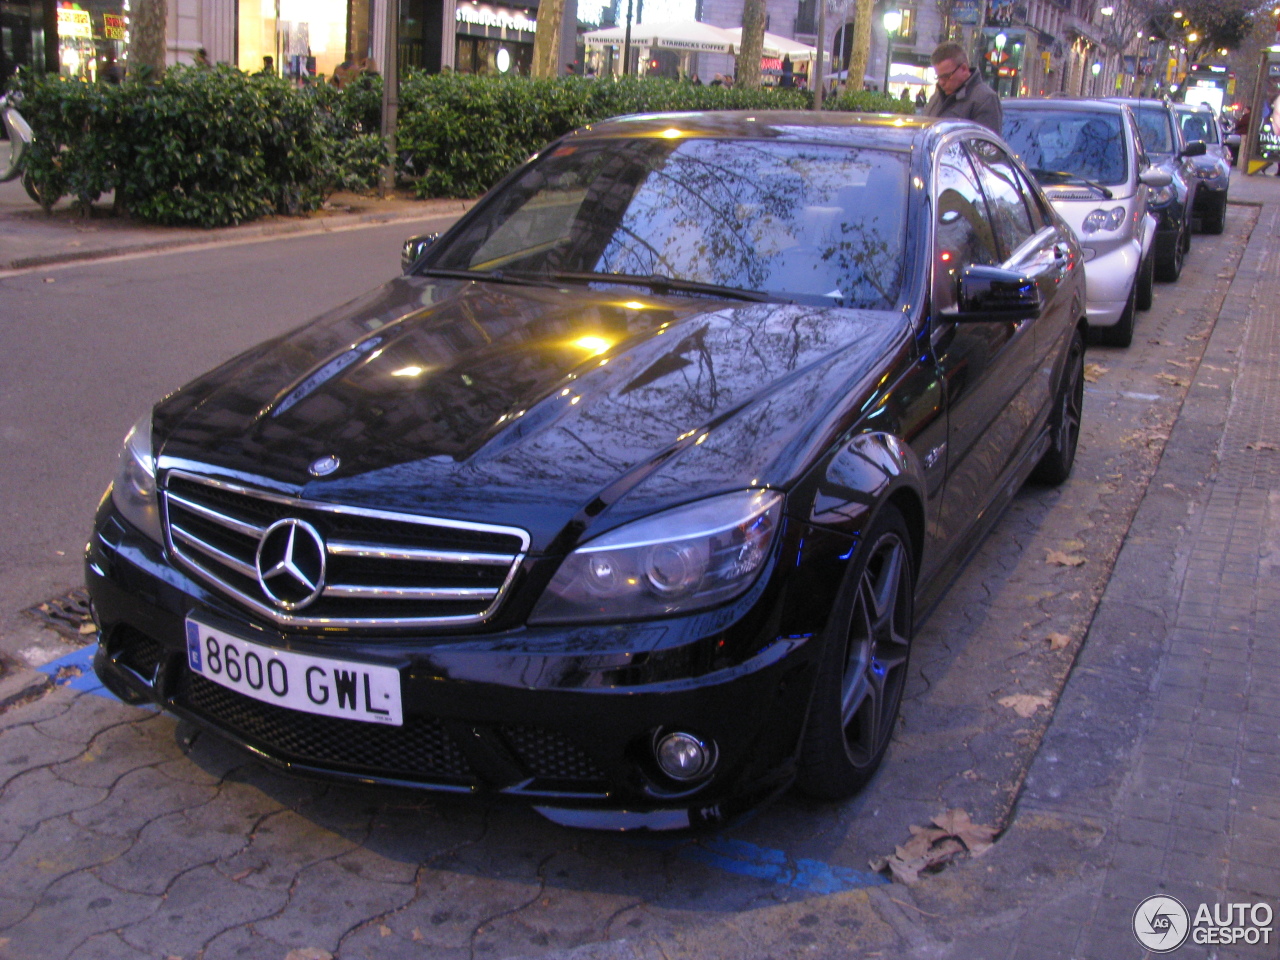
[1004,97,1127,115]
[566,110,986,152]
[1172,102,1213,112]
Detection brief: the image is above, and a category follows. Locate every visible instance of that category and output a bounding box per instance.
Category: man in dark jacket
[923,42,1002,134]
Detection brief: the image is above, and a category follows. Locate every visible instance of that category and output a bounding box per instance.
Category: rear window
[1002,110,1127,185]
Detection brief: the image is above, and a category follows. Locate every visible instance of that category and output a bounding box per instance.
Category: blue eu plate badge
[185,620,202,672]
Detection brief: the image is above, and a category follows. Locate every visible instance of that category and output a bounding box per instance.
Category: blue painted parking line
[37,643,116,699]
[631,835,889,893]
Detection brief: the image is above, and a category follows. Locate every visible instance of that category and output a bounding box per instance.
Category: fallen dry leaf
[932,808,998,857]
[1165,359,1194,369]
[379,924,392,937]
[78,622,97,635]
[1154,373,1190,387]
[1045,632,1071,651]
[1246,441,1279,452]
[284,950,333,960]
[1045,550,1086,567]
[999,693,1052,717]
[1185,332,1207,341]
[412,928,424,942]
[1083,363,1108,382]
[1174,308,1186,315]
[231,868,253,881]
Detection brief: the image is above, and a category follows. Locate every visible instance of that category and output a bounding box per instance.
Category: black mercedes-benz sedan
[88,112,1085,830]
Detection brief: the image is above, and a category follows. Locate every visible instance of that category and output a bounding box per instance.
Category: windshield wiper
[418,267,560,289]
[539,270,777,303]
[1029,168,1114,199]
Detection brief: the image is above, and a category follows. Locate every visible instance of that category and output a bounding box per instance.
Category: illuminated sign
[57,8,93,39]
[456,4,536,33]
[103,13,126,40]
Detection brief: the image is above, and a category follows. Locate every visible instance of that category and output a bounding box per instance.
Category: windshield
[1002,110,1127,186]
[1133,105,1176,156]
[427,137,910,309]
[1177,109,1219,145]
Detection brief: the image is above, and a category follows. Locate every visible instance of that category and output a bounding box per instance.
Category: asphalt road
[0,217,458,668]
[0,207,1257,960]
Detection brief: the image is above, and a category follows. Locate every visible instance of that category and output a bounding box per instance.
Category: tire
[1135,248,1155,311]
[797,506,914,800]
[1155,226,1184,282]
[1031,329,1085,484]
[1091,281,1135,348]
[22,170,41,206]
[1203,194,1227,235]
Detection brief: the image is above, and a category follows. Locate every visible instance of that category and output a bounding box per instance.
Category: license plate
[184,616,402,726]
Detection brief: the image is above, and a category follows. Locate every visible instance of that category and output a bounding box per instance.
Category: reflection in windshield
[1003,111,1127,185]
[430,138,909,310]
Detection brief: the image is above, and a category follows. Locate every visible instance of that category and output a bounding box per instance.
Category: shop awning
[583,21,737,54]
[719,28,819,63]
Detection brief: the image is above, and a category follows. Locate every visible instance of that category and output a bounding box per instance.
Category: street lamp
[1091,59,1102,95]
[883,9,902,95]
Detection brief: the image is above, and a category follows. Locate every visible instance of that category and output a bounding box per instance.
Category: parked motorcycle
[0,94,32,183]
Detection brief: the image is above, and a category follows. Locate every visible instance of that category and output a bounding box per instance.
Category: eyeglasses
[935,64,964,83]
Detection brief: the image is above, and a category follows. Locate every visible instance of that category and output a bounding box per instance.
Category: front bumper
[86,498,845,829]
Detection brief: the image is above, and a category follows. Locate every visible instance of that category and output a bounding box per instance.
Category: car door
[929,137,1044,560]
[968,137,1074,440]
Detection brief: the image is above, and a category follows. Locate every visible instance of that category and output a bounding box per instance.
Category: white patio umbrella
[719,28,819,63]
[582,20,736,54]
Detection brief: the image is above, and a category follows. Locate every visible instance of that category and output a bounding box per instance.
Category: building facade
[1,0,575,85]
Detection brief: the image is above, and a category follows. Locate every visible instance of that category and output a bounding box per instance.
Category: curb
[1,199,474,272]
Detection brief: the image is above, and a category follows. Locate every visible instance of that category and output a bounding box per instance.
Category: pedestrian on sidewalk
[923,42,1002,134]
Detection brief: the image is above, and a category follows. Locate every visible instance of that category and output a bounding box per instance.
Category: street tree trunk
[532,0,568,78]
[846,0,874,93]
[128,0,167,79]
[736,0,768,88]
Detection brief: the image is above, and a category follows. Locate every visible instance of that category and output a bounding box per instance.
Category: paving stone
[0,867,158,959]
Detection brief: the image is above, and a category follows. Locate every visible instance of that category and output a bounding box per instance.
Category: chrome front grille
[161,468,529,628]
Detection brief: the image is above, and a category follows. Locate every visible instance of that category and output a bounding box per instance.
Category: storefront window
[453,1,535,75]
[237,0,347,80]
[2,0,53,83]
[55,1,126,81]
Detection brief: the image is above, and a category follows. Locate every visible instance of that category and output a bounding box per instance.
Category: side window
[933,140,999,314]
[968,139,1037,258]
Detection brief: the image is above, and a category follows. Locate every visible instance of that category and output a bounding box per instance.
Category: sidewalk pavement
[0,177,472,272]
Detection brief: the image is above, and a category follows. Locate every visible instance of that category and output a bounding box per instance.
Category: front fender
[796,431,929,544]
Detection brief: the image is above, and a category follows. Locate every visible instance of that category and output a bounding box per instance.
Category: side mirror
[1138,167,1172,189]
[955,264,1041,322]
[1180,140,1207,159]
[401,233,439,274]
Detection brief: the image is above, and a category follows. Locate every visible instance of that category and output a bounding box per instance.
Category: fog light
[655,732,717,781]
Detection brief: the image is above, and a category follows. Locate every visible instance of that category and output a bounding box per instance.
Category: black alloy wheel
[1032,328,1086,482]
[797,506,914,800]
[1135,248,1155,311]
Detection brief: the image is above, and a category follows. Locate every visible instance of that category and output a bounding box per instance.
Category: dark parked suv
[88,112,1085,830]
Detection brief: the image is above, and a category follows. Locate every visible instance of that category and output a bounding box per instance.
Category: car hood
[156,277,911,550]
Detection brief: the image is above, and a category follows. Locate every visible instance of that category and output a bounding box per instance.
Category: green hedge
[10,68,909,225]
[12,66,379,226]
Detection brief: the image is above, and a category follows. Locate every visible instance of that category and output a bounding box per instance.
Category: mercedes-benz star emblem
[309,455,340,477]
[255,518,327,610]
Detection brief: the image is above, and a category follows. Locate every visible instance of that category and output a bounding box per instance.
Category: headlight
[529,490,784,624]
[111,411,163,543]
[1081,206,1127,233]
[1149,184,1176,206]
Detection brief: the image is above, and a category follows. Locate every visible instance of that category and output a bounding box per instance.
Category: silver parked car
[1174,102,1231,234]
[1003,98,1171,347]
